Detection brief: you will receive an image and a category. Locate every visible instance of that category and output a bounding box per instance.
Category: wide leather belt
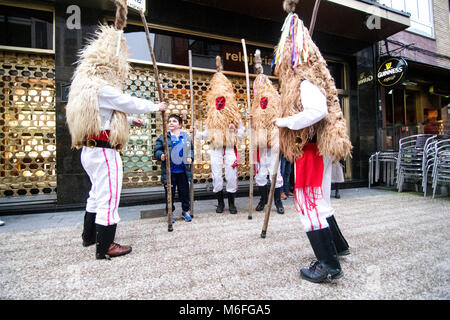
[83,139,122,151]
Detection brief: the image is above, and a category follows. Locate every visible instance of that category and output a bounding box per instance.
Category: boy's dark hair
[168,114,183,125]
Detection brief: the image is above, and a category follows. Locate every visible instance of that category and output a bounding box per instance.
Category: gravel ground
[1,190,449,300]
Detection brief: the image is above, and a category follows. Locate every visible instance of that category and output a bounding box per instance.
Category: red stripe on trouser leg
[102,148,112,226]
[112,151,119,222]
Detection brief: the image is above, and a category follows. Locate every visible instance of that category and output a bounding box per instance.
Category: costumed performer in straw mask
[248,50,284,215]
[66,3,168,260]
[273,0,352,283]
[194,56,244,214]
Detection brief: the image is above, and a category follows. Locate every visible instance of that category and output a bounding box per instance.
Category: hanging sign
[127,0,146,12]
[377,57,408,87]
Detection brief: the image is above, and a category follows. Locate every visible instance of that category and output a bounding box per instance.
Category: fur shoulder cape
[274,19,352,163]
[66,25,130,149]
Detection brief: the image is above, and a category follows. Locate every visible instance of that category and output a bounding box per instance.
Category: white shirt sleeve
[275,80,328,130]
[98,85,160,114]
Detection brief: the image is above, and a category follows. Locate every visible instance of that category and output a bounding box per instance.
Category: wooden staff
[260,153,281,238]
[241,39,254,220]
[139,10,173,232]
[261,0,322,238]
[309,0,322,36]
[188,50,195,218]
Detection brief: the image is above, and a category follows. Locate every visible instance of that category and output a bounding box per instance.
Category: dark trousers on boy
[164,172,190,213]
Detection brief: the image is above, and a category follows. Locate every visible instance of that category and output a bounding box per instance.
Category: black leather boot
[335,185,341,199]
[95,224,132,260]
[96,224,116,260]
[215,190,225,213]
[255,185,268,211]
[300,228,343,283]
[326,215,350,256]
[82,211,96,247]
[274,188,285,214]
[227,192,238,214]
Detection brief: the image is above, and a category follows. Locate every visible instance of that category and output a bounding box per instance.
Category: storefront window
[328,62,345,90]
[0,5,53,50]
[382,83,449,150]
[121,23,274,75]
[378,0,434,37]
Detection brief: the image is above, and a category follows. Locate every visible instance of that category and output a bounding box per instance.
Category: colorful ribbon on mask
[271,13,309,71]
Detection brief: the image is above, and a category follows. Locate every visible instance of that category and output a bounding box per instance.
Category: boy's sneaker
[182,211,192,222]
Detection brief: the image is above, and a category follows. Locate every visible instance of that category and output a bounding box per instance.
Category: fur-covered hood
[273,1,352,162]
[205,56,241,148]
[66,24,130,149]
[251,50,280,149]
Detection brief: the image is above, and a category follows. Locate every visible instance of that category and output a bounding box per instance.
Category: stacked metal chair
[368,151,398,189]
[421,135,438,196]
[431,139,450,198]
[396,134,434,192]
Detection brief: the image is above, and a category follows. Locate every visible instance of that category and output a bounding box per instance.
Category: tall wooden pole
[260,153,281,238]
[139,10,173,232]
[241,39,254,220]
[188,50,195,218]
[309,0,322,36]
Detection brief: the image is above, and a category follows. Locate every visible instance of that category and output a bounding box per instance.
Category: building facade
[0,0,412,213]
[375,0,450,151]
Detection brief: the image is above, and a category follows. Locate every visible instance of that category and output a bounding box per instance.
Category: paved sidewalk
[0,187,385,233]
[1,187,449,300]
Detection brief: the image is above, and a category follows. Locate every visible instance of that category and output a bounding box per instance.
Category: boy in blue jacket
[154,114,194,222]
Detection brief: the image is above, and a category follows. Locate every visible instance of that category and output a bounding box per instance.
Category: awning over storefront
[53,0,146,15]
[183,0,411,43]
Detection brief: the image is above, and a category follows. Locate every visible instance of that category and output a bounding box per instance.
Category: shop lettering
[365,14,381,30]
[358,74,374,85]
[66,5,81,30]
[378,67,404,79]
[225,51,272,66]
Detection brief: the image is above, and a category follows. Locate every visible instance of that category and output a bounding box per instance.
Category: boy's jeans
[164,172,190,213]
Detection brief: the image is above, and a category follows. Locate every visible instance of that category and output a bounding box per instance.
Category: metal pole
[139,10,173,232]
[241,39,254,220]
[188,50,195,218]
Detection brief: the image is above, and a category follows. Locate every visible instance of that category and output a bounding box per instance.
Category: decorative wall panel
[0,52,56,197]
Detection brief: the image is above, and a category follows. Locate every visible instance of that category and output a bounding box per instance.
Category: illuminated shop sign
[377,57,408,87]
[358,71,374,86]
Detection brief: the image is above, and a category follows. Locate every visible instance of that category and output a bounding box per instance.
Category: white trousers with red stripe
[254,147,283,188]
[294,155,335,232]
[210,147,238,193]
[81,146,123,226]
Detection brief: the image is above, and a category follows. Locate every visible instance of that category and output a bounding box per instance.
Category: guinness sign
[358,71,374,86]
[377,57,408,87]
